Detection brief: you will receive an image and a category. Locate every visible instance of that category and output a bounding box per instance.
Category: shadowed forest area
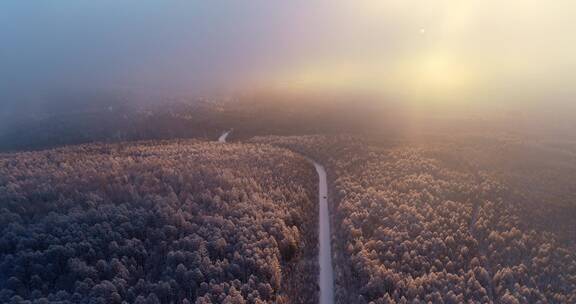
[0,140,319,303]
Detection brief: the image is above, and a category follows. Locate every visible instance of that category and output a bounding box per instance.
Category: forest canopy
[0,140,319,304]
[254,135,576,303]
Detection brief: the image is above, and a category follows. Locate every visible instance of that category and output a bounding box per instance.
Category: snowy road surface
[218,130,231,143]
[218,131,335,303]
[313,161,335,304]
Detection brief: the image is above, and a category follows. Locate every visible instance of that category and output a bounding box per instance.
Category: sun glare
[401,51,475,104]
[269,51,476,106]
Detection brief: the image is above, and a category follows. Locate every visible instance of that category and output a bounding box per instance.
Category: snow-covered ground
[313,161,335,304]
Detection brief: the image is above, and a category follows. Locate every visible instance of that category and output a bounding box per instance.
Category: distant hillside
[0,100,224,153]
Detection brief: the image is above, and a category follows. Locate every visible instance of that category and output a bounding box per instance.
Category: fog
[1,0,575,117]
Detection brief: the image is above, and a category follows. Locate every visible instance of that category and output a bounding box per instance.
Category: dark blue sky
[0,1,317,104]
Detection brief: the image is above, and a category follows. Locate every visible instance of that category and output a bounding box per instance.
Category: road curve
[217,132,335,303]
[313,161,335,304]
[218,130,231,143]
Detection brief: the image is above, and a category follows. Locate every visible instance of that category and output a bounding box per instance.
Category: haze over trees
[0,140,319,303]
[0,93,381,153]
[254,135,576,303]
[2,0,576,303]
[0,99,226,153]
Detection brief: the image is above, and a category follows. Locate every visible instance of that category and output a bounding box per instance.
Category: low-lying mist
[1,0,576,151]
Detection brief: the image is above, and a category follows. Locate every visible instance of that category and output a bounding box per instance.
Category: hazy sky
[1,0,575,110]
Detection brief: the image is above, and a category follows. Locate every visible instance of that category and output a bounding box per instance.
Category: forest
[2,131,576,303]
[3,0,576,302]
[0,140,319,303]
[253,135,576,303]
[2,130,576,303]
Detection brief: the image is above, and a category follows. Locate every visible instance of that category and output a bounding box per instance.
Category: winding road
[218,130,231,143]
[217,131,335,304]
